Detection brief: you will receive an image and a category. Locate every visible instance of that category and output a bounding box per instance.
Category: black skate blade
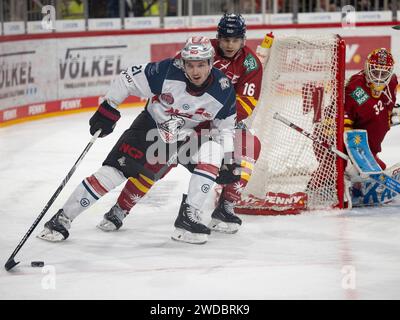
[5,258,20,271]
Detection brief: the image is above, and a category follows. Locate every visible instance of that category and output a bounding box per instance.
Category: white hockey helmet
[180,36,215,66]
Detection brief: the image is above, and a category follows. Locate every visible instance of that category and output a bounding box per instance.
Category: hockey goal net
[237,34,346,215]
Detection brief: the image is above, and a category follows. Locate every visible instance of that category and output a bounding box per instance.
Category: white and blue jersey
[104,58,237,153]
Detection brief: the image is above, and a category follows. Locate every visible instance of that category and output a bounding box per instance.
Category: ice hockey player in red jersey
[206,13,263,233]
[91,14,262,236]
[212,14,263,123]
[344,48,398,170]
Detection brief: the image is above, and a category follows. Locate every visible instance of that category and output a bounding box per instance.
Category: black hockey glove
[216,153,241,185]
[89,101,121,137]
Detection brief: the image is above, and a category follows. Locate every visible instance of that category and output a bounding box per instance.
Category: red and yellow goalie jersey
[211,39,263,122]
[344,71,397,155]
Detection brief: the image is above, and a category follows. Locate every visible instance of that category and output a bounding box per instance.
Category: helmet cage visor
[366,62,393,87]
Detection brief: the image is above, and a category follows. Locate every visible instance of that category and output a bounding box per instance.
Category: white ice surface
[0,107,399,300]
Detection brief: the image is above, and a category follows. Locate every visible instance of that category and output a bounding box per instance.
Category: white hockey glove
[391,104,400,126]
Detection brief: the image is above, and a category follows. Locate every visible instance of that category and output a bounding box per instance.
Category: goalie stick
[273,112,400,195]
[4,130,102,271]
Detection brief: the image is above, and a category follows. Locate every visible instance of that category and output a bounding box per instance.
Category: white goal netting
[238,34,345,214]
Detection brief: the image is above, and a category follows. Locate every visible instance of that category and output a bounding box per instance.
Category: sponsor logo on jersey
[195,108,213,120]
[117,156,126,167]
[243,54,258,73]
[350,86,369,105]
[165,107,192,119]
[182,104,190,110]
[80,198,90,207]
[119,143,144,159]
[160,93,174,105]
[219,77,230,90]
[201,184,210,193]
[28,104,46,115]
[61,99,81,110]
[122,70,133,83]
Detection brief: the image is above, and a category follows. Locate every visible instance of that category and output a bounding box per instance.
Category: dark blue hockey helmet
[217,13,246,38]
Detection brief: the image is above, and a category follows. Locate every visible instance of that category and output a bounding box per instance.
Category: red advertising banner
[0,95,142,125]
[344,36,391,70]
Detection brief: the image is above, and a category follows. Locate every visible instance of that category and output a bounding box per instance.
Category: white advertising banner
[3,21,25,35]
[88,18,122,31]
[27,21,53,34]
[0,40,57,109]
[164,17,187,28]
[298,12,342,24]
[124,17,160,29]
[241,14,264,25]
[269,13,293,25]
[355,11,392,22]
[56,19,86,32]
[57,37,133,99]
[191,15,221,27]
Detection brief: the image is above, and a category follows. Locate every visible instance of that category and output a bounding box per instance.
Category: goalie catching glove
[391,104,400,126]
[89,101,121,137]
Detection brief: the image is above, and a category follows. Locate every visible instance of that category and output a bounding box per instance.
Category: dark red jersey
[344,71,397,154]
[211,39,263,122]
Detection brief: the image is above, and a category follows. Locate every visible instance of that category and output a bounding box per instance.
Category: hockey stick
[273,113,400,195]
[119,134,191,183]
[273,112,349,160]
[142,142,186,182]
[4,130,102,271]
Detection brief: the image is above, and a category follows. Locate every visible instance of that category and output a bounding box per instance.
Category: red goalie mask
[365,48,395,98]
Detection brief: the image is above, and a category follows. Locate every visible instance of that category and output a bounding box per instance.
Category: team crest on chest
[158,115,186,143]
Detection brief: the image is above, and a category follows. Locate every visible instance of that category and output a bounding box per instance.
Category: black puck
[31,261,45,267]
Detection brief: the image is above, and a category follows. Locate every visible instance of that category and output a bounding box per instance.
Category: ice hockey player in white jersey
[38,36,237,245]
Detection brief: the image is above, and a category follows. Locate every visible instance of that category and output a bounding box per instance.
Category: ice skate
[209,197,242,234]
[97,204,127,231]
[171,194,210,244]
[37,209,71,242]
